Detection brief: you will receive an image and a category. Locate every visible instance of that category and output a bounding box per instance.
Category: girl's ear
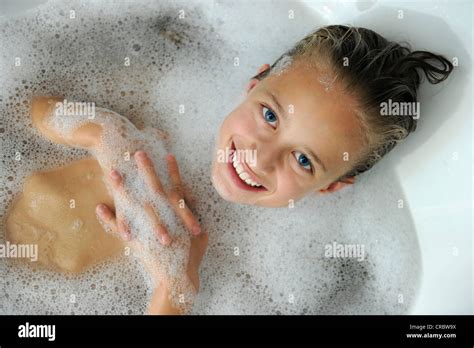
[317,176,356,195]
[257,63,271,74]
[246,64,271,93]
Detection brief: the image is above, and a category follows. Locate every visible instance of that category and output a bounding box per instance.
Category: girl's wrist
[153,270,200,295]
[149,281,183,315]
[149,274,198,315]
[187,267,200,293]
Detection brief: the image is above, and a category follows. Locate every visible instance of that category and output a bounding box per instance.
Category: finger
[117,216,132,241]
[189,230,209,263]
[168,191,201,236]
[134,151,166,196]
[96,201,130,241]
[166,154,201,235]
[143,203,172,246]
[109,169,127,199]
[166,153,183,196]
[182,184,197,210]
[106,170,132,240]
[95,203,118,234]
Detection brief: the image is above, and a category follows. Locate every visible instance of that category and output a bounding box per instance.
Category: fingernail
[123,232,131,241]
[110,170,120,179]
[161,234,171,245]
[135,151,146,159]
[192,225,201,235]
[96,204,106,214]
[167,153,174,160]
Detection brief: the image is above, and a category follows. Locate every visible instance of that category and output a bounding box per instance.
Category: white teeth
[231,152,262,188]
[245,178,259,186]
[239,171,249,180]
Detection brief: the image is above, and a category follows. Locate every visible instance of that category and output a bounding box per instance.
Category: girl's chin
[211,174,255,205]
[211,172,234,201]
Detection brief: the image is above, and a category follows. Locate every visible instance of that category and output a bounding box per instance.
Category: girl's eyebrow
[265,89,328,173]
[303,145,327,173]
[266,90,286,121]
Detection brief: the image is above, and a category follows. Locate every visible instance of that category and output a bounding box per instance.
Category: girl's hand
[96,151,202,243]
[95,151,208,291]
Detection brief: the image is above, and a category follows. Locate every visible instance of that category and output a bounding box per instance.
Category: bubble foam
[0,0,421,314]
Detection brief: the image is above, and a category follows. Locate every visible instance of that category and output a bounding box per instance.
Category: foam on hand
[47,104,196,311]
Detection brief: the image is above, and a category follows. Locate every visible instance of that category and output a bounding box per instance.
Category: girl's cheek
[228,104,259,133]
[288,164,316,200]
[275,172,305,203]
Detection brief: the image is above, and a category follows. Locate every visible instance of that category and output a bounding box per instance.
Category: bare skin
[6,157,123,273]
[6,96,208,314]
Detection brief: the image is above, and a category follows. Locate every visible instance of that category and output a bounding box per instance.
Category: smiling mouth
[227,141,267,192]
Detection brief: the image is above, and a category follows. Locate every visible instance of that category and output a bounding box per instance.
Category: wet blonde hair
[253,25,454,181]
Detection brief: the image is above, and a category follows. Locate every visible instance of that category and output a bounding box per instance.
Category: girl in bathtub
[6,25,453,314]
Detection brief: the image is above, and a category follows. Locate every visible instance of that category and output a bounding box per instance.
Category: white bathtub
[1,0,472,314]
[301,0,473,314]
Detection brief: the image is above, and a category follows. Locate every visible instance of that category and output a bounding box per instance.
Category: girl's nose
[253,144,277,175]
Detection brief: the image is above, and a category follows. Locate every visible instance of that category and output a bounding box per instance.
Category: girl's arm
[148,281,185,315]
[31,96,102,148]
[34,97,207,313]
[147,231,208,315]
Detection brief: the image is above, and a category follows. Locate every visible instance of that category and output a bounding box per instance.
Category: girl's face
[211,61,366,207]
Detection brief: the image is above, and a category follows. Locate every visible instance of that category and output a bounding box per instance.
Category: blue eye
[262,106,277,127]
[294,151,312,171]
